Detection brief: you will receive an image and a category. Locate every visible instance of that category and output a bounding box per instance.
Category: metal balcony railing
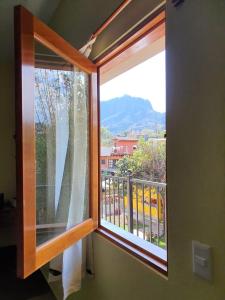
[101,175,167,249]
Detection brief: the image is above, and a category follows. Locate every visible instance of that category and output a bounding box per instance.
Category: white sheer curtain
[36,40,95,300]
[62,68,89,300]
[61,41,96,300]
[55,103,69,213]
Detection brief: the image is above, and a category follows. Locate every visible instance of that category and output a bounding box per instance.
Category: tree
[116,155,140,176]
[101,127,113,146]
[116,138,166,182]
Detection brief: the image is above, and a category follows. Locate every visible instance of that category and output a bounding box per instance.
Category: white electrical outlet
[192,240,212,281]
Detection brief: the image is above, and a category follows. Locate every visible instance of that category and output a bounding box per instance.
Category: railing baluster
[127,175,133,233]
[104,177,106,220]
[142,183,145,240]
[100,177,103,219]
[99,175,166,249]
[157,186,160,246]
[113,177,116,225]
[136,183,139,237]
[149,186,152,243]
[164,187,167,249]
[103,179,105,220]
[108,178,111,223]
[117,178,120,228]
[106,178,108,221]
[122,179,125,230]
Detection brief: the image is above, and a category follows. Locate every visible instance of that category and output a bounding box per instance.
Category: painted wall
[67,1,225,299]
[49,0,124,50]
[0,1,225,299]
[0,63,16,200]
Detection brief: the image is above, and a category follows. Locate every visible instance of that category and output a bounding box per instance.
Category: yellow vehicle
[124,186,165,221]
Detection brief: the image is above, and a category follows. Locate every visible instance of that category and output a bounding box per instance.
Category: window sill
[96,220,167,276]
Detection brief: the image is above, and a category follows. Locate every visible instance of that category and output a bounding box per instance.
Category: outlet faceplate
[192,240,212,281]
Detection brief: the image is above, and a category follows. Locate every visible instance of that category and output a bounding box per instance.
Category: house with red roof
[100,137,138,172]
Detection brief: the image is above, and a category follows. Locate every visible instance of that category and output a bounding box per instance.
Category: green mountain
[100,95,165,134]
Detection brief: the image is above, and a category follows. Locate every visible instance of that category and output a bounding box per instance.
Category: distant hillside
[101,95,165,134]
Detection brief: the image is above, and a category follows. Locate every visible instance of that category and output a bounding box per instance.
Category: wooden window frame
[95,7,168,275]
[15,3,166,279]
[14,6,99,278]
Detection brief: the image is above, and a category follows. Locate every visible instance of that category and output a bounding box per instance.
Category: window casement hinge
[172,0,185,7]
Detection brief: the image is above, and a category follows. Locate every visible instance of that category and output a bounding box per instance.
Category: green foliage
[36,129,47,185]
[101,127,113,146]
[115,156,140,176]
[141,128,166,138]
[116,138,166,182]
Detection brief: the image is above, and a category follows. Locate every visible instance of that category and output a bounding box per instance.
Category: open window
[14,6,99,278]
[96,9,167,273]
[15,4,166,279]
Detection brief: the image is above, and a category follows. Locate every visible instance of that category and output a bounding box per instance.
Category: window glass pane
[35,41,89,246]
[100,44,167,253]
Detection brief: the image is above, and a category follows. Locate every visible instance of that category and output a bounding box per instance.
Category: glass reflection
[35,41,89,246]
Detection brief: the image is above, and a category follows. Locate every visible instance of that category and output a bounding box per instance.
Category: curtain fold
[62,68,89,300]
[61,42,96,300]
[38,41,96,300]
[55,101,69,213]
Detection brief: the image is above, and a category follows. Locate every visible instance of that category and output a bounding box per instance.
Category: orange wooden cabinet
[14,5,99,278]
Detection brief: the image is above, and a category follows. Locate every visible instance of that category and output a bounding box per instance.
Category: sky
[100,50,166,113]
